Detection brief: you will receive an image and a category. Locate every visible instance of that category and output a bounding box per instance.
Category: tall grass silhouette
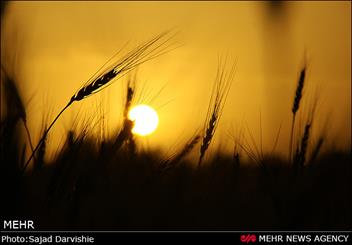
[198,58,235,166]
[24,32,175,171]
[289,64,306,163]
[1,43,350,230]
[1,66,35,163]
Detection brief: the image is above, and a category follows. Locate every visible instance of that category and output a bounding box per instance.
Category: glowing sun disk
[128,104,159,136]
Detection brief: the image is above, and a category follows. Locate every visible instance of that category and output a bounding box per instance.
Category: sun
[128,104,159,136]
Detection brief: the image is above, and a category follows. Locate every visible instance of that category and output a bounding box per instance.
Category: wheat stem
[22,121,34,154]
[288,114,296,163]
[23,101,72,172]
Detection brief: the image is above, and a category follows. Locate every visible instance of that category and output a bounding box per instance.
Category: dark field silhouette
[1,31,351,231]
[1,72,351,231]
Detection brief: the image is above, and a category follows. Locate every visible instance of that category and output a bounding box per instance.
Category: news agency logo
[240,234,256,243]
[239,233,350,244]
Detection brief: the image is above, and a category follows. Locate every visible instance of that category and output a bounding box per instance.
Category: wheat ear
[289,65,306,162]
[23,32,174,171]
[1,66,36,161]
[198,58,235,166]
[162,133,200,171]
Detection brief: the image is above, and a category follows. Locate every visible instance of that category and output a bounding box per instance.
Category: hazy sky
[1,1,351,160]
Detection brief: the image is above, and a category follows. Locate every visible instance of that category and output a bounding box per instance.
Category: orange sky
[1,1,351,160]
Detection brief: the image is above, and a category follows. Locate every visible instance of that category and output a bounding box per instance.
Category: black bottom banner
[1,231,351,245]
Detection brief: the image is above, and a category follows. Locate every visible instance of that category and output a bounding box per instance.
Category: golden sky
[1,1,351,160]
